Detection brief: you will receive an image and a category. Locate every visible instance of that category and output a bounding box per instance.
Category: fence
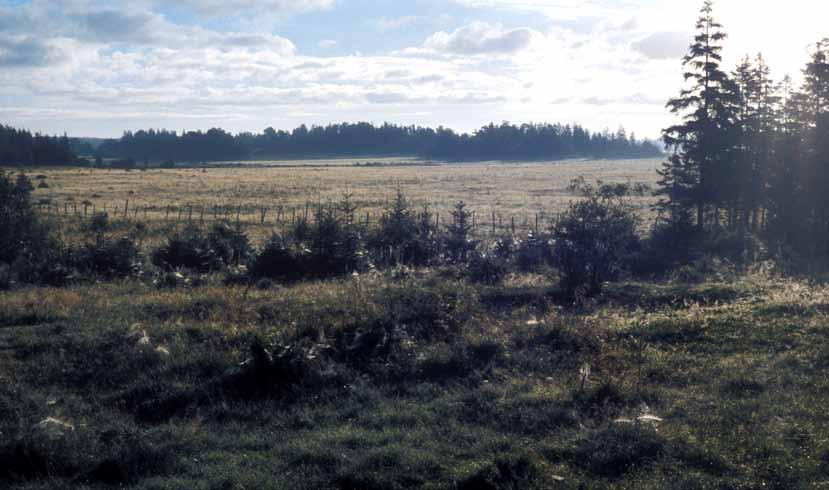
[35,199,556,239]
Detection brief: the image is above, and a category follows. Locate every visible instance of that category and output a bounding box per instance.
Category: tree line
[0,125,76,166]
[94,122,663,164]
[658,0,829,262]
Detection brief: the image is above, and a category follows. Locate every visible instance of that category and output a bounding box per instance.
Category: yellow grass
[19,158,662,243]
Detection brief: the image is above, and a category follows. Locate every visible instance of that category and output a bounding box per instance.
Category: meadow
[28,158,661,245]
[3,158,828,489]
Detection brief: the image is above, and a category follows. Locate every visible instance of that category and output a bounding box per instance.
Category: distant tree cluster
[96,122,663,163]
[0,125,75,166]
[659,0,829,261]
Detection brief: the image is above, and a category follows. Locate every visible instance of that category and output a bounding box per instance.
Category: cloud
[423,22,540,55]
[168,0,334,16]
[451,0,620,20]
[632,32,690,60]
[0,37,61,67]
[78,10,159,44]
[373,16,421,32]
[318,39,337,49]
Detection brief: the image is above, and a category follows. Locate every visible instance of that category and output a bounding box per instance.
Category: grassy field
[5,157,828,489]
[2,270,829,489]
[23,158,661,245]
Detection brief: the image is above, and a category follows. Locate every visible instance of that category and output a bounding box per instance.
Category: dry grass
[19,158,661,244]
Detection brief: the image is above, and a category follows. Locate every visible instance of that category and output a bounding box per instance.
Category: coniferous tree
[732,54,779,232]
[659,0,739,230]
[767,76,808,251]
[800,39,829,252]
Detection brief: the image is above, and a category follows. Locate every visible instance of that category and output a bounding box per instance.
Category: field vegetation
[24,158,661,246]
[2,1,829,488]
[2,157,828,489]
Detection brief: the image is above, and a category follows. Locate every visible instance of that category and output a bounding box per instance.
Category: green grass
[1,273,828,488]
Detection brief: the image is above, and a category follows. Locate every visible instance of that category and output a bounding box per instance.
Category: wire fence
[35,199,558,240]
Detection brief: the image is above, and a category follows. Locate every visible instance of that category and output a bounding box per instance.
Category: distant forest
[0,125,76,166]
[91,122,663,163]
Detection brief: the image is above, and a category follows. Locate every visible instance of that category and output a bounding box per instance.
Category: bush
[151,226,224,273]
[73,237,142,280]
[255,203,368,281]
[0,172,49,266]
[367,190,440,267]
[250,236,307,282]
[444,201,476,264]
[467,251,507,284]
[11,237,73,287]
[207,223,251,266]
[304,205,367,277]
[457,456,542,490]
[89,212,109,234]
[551,179,641,299]
[573,425,666,478]
[222,340,342,400]
[515,233,553,272]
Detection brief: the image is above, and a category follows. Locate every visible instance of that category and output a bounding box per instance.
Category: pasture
[27,158,661,244]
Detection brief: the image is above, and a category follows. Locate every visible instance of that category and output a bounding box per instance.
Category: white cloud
[318,39,337,49]
[167,0,334,16]
[422,22,541,55]
[373,16,421,32]
[632,32,690,60]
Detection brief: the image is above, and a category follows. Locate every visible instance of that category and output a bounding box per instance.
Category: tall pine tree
[659,0,739,230]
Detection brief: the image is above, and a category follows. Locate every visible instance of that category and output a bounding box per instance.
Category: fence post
[124,199,129,218]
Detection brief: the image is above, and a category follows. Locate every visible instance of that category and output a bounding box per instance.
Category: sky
[0,0,827,139]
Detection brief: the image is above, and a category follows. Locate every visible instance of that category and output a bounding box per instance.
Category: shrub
[151,226,224,273]
[466,251,507,284]
[250,236,307,282]
[573,425,666,478]
[304,205,367,277]
[0,172,48,266]
[73,237,142,280]
[11,237,73,287]
[222,340,342,400]
[207,223,251,266]
[551,178,641,299]
[515,232,553,272]
[367,190,440,267]
[89,212,109,234]
[266,202,368,280]
[444,201,476,264]
[457,456,542,490]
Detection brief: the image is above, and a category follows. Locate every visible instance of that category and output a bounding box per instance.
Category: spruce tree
[801,39,829,251]
[659,0,739,230]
